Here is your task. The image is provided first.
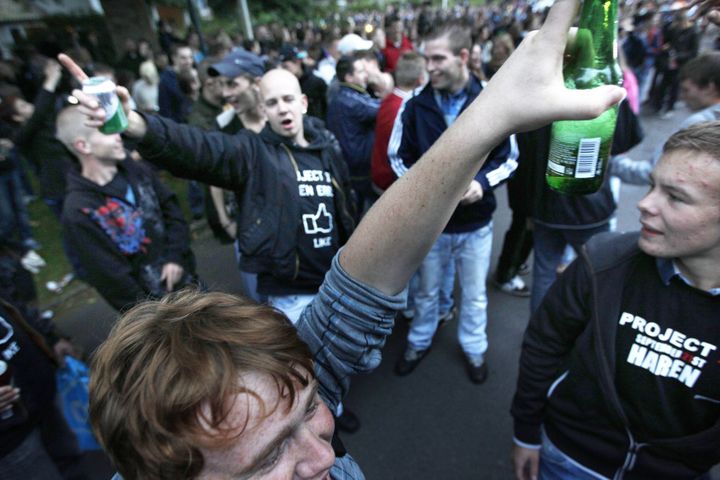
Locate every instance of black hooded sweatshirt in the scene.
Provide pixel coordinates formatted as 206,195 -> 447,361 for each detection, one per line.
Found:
62,157 -> 196,311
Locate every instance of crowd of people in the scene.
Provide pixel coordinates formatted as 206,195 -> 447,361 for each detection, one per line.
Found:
0,0 -> 719,478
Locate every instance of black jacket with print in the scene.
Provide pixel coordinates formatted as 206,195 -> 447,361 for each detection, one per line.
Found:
511,232 -> 720,479
135,114 -> 356,293
62,157 -> 197,311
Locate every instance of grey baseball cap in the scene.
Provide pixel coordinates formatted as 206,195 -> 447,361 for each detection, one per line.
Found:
208,49 -> 265,79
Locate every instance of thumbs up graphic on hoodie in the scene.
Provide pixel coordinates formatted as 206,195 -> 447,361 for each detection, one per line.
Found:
303,203 -> 333,235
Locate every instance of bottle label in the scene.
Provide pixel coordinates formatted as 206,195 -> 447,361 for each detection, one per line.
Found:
547,137 -> 601,178
575,138 -> 601,178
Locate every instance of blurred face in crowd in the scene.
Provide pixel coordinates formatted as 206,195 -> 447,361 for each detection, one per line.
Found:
203,76 -> 225,106
637,150 -> 720,263
470,44 -> 483,73
424,35 -> 468,93
327,40 -> 340,60
12,98 -> 34,123
138,40 -> 152,59
173,46 -> 194,74
124,38 -> 137,54
344,59 -> 368,89
490,35 -> 514,67
388,20 -> 404,44
260,69 -> 308,144
184,69 -> 201,101
679,79 -> 719,111
282,59 -> 303,79
222,75 -> 255,113
199,372 -> 335,480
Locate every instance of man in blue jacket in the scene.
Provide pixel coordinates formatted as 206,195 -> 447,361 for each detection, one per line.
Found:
157,44 -> 194,123
392,24 -> 518,383
327,54 -> 381,216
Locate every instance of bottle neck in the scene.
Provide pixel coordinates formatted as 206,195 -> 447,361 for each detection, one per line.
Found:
578,0 -> 619,64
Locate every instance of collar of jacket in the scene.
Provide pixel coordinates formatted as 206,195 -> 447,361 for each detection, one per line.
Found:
259,116 -> 331,152
65,156 -> 131,195
340,82 -> 370,95
413,73 -> 483,112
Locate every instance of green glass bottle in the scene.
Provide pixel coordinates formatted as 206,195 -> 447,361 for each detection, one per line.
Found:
546,0 -> 623,195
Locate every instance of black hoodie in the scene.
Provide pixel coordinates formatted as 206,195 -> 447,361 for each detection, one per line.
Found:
136,114 -> 356,296
62,157 -> 196,311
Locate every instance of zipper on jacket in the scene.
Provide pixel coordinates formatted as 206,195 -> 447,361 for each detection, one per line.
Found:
280,144 -> 302,281
582,247 -> 649,480
612,429 -> 646,480
293,250 -> 300,280
330,177 -> 356,235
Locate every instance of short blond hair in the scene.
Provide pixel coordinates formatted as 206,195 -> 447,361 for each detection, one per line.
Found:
663,121 -> 720,160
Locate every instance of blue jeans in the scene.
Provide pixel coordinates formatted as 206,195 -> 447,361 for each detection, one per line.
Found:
539,429 -> 607,480
530,222 -> 609,313
407,223 -> 493,360
0,402 -> 82,480
233,241 -> 265,304
405,261 -> 455,318
0,170 -> 34,243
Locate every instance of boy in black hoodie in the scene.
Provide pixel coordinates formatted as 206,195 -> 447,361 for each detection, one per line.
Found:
56,107 -> 198,312
512,122 -> 720,480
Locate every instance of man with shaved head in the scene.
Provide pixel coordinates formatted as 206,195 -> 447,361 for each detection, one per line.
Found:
65,64 -> 355,325
55,106 -> 199,311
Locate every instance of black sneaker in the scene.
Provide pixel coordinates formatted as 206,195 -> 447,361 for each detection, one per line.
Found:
336,408 -> 361,433
465,356 -> 488,384
394,347 -> 430,376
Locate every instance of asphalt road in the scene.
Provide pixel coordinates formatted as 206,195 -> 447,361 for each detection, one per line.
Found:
54,101 -> 719,479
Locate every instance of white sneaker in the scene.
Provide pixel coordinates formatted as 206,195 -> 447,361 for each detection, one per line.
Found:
493,275 -> 530,297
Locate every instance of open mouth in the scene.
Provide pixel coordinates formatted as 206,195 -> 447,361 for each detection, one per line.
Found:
280,118 -> 293,129
640,222 -> 662,236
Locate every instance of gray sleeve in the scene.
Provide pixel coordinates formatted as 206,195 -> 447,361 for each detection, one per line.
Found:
296,251 -> 407,412
608,154 -> 652,185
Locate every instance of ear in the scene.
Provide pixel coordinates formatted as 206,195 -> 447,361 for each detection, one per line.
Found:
709,81 -> 720,99
73,138 -> 91,156
458,48 -> 470,65
301,94 -> 308,114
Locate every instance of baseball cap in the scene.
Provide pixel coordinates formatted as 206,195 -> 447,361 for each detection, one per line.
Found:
278,45 -> 301,63
208,49 -> 265,79
337,34 -> 374,55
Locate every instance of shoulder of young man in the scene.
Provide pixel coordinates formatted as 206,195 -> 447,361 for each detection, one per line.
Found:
583,231 -> 643,274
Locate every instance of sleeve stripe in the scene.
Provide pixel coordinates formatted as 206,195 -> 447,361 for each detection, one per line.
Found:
485,133 -> 519,187
388,99 -> 410,178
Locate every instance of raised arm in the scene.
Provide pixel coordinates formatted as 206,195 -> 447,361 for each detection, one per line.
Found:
58,54 -> 253,190
338,0 -> 625,295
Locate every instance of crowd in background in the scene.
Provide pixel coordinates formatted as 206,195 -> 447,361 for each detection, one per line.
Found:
0,0 -> 719,477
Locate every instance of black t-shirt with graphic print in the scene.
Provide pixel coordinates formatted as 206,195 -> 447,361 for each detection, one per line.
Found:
614,254 -> 720,441
0,304 -> 56,456
257,147 -> 340,296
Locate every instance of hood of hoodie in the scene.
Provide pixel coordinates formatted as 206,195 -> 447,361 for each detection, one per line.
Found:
65,159 -> 126,198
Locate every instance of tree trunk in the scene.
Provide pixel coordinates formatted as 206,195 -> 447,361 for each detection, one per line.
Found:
99,0 -> 158,62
